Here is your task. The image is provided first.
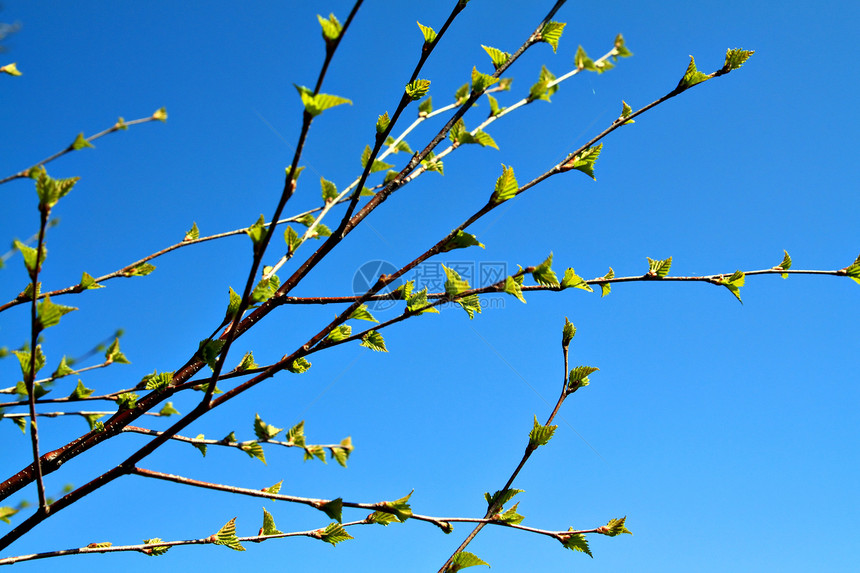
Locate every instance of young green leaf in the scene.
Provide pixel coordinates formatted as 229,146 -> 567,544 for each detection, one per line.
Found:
454,83 -> 470,104
198,339 -> 226,370
574,45 -> 597,71
105,338 -> 131,364
327,325 -> 352,342
560,530 -> 592,557
484,488 -> 524,509
497,502 -> 524,525
420,150 -> 444,174
251,274 -> 280,303
320,177 -> 338,203
842,254 -> 860,285
417,21 -> 437,43
140,538 -> 170,557
481,45 -> 510,69
457,294 -> 482,319
597,516 -> 632,536
503,275 -> 526,303
261,480 -> 283,495
490,164 -> 518,204
34,169 -> 79,209
405,79 -> 431,100
36,295 -> 77,330
360,330 -> 388,352
152,107 -> 168,122
470,66 -> 498,93
418,95 -> 433,115
284,165 -> 305,182
254,413 -> 283,441
448,551 -> 490,571
183,221 -> 199,241
385,136 -> 413,154
78,271 -> 104,290
443,265 -> 471,296
393,280 -> 414,301
379,491 -> 413,522
366,510 -> 401,526
115,392 -> 138,411
13,239 -> 45,279
528,415 -> 557,447
677,55 -> 710,90
192,434 -> 207,457
568,366 -> 598,393
67,379 -> 94,399
317,13 -> 342,41
619,100 -> 635,124
72,132 -> 94,150
319,498 -> 344,523
0,506 -> 19,524
718,269 -> 746,303
487,94 -> 502,117
528,65 -> 558,102
532,253 -> 560,287
775,250 -> 792,279
560,144 -> 603,179
441,230 -> 484,253
613,34 -> 633,58
349,304 -> 379,323
360,145 -> 394,173
225,286 -> 242,322
240,441 -> 266,464
285,421 -> 306,447
304,444 -> 327,463
159,402 -> 179,416
294,84 -> 352,116
122,262 -> 156,277
562,317 -> 576,346
212,517 -> 245,551
538,21 -> 566,53
284,226 -> 302,254
723,48 -> 754,72
261,508 -> 283,536
0,62 -> 21,76
600,267 -> 614,297
320,522 -> 353,546
13,346 -> 46,380
561,268 -> 594,292
647,256 -> 673,278
407,288 -> 440,314
144,371 -> 173,391
287,357 -> 311,373
245,214 -> 267,248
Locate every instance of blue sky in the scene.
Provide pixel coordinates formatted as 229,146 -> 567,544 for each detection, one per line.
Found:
1,1 -> 858,571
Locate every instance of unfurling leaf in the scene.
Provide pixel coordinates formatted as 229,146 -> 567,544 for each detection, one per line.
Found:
213,517 -> 245,551
560,530 -> 592,557
443,265 -> 471,296
122,262 -> 156,277
240,441 -> 266,464
184,222 -> 200,241
72,132 -> 94,150
717,269 -> 746,303
320,177 -> 338,203
417,21 -> 437,43
418,96 -> 433,115
619,100 -> 635,124
198,339 -> 226,370
319,522 -> 353,546
532,253 -> 559,287
35,168 -> 79,210
528,415 -> 557,447
79,271 -> 104,290
159,402 -> 179,416
613,34 -> 633,59
294,84 -> 352,116
140,538 -> 170,557
379,491 -> 413,522
470,66 -> 498,93
598,516 -> 633,537
152,107 -> 168,122
405,79 -> 431,101
407,288 -> 440,315
448,551 -> 490,571
360,145 -> 394,173
677,55 -> 709,90
0,62 -> 21,76
528,65 -> 557,102
481,45 -> 510,69
327,325 -> 352,343
366,511 -> 400,526
574,45 -> 597,71
775,250 -> 792,279
723,48 -> 754,72
261,508 -> 283,536
105,338 -> 131,364
538,21 -> 566,53
560,144 -> 603,179
320,498 -> 344,523
360,330 -> 388,352
568,366 -> 598,393
254,413 -> 283,441
647,256 -> 672,278
441,230 -> 484,253
490,164 -> 518,204
115,392 -> 138,411
37,296 -> 77,330
561,268 -> 594,292
68,379 -> 94,400
317,13 -> 342,41
503,275 -> 526,303
350,304 -> 379,323
497,502 -> 525,524
842,254 -> 860,285
484,488 -> 524,509
287,357 -> 311,373
600,267 -> 614,297
562,317 -> 576,346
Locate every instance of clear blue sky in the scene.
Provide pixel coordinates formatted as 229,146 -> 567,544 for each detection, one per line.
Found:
1,1 -> 858,571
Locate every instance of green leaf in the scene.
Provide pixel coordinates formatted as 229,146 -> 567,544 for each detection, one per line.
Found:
393,280 -> 414,301
251,274 -> 280,303
776,250 -> 792,279
67,379 -> 94,399
144,370 -> 174,391
481,45 -> 510,69
718,270 -> 746,303
261,508 -> 283,536
454,83 -> 470,105
677,55 -> 709,90
294,84 -> 352,117
224,286 -> 242,323
490,164 -> 518,204
561,268 -> 594,292
123,262 -> 156,277
405,79 -> 431,101
471,130 -> 498,149
560,530 -> 592,557
72,132 -> 94,150
284,165 -> 305,182
115,392 -> 138,411
13,239 -> 45,279
13,346 -> 46,380
0,506 -> 19,524
406,287 -> 440,314
0,62 -> 21,76
327,325 -> 352,342
287,357 -> 311,373
379,491 -> 413,522
213,517 -> 245,551
457,294 -> 482,319
254,413 -> 283,440
598,516 -> 632,536
140,538 -> 170,557
560,144 -> 603,179
528,415 -> 557,447
562,317 -> 576,346
484,488 -> 524,509
11,416 -> 26,432
36,295 -> 77,330
613,34 -> 633,58
443,265 -> 471,296
568,366 -> 598,392
349,304 -> 379,323
843,254 -> 860,285
184,222 -> 199,241
574,45 -> 597,72
84,414 -> 104,431
34,169 -> 79,209
320,498 -> 343,522
600,267 -> 614,297
360,145 -> 395,173
286,421 -> 306,448
152,107 -> 168,122
498,502 -> 524,525
320,177 -> 339,203
487,94 -> 502,117
528,65 -> 558,102
619,100 -> 635,124
51,356 -> 75,379
245,214 -> 267,248
240,441 -> 266,464
594,58 -> 615,74
470,66 -> 498,93
317,13 -> 342,41
418,96 -> 433,115
284,225 -> 302,254
647,256 -> 673,278
331,437 -> 353,467
159,402 -> 179,416
538,21 -> 566,53
420,151 -> 444,175
192,434 -> 207,457
417,21 -> 437,43
198,339 -> 226,370
320,522 -> 353,546
360,330 -> 388,352
441,230 -> 484,253
503,275 -> 526,303
262,480 -> 283,495
532,253 -> 559,287
304,444 -> 327,463
448,551 -> 490,571
78,271 -> 103,290
723,48 -> 754,71
366,511 -> 401,526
